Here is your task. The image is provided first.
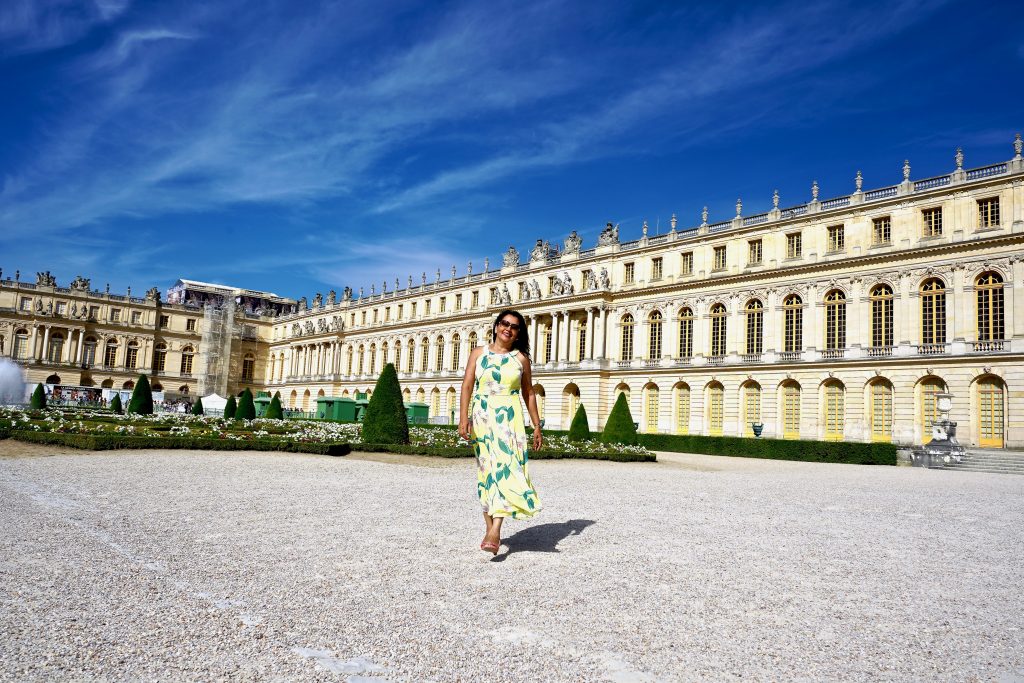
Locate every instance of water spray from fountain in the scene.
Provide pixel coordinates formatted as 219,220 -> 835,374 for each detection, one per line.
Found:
0,358 -> 27,405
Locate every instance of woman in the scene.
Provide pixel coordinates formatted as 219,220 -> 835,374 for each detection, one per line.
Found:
459,309 -> 543,555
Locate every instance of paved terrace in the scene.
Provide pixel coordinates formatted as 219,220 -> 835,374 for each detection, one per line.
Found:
1,444 -> 1022,683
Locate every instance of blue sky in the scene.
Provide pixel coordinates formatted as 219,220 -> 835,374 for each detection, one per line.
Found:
1,0 -> 1022,300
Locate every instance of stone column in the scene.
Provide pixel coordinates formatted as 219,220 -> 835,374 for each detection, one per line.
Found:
529,317 -> 539,357
597,307 -> 608,359
42,326 -> 51,362
586,308 -> 595,360
549,314 -> 559,363
460,336 -> 471,372
76,330 -> 85,365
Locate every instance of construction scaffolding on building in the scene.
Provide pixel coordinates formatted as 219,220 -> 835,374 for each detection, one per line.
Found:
197,299 -> 236,398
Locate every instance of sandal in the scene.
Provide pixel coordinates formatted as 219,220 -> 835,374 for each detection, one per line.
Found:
480,539 -> 500,555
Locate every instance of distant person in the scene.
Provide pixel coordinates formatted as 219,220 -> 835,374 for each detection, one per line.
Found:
458,309 -> 542,556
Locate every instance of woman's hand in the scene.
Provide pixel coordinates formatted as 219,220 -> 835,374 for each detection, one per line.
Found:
459,419 -> 471,442
532,428 -> 542,453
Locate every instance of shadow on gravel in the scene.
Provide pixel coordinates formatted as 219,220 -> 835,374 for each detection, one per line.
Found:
492,519 -> 595,561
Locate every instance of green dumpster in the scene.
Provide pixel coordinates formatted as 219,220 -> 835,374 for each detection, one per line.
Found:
405,402 -> 429,425
316,397 -> 358,421
254,395 -> 271,417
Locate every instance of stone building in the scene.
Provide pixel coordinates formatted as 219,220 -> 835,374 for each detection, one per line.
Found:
266,139 -> 1024,448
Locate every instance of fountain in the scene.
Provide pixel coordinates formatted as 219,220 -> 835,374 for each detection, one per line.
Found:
0,358 -> 26,405
911,392 -> 965,468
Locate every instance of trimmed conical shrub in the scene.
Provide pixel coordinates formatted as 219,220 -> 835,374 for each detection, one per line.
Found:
110,393 -> 123,415
223,395 -> 237,419
600,392 -> 637,445
361,363 -> 409,444
568,403 -> 592,442
30,383 -> 47,410
128,374 -> 154,415
266,393 -> 284,420
236,388 -> 256,420
191,397 -> 204,415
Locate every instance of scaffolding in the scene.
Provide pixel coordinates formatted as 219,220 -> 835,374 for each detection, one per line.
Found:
197,299 -> 236,397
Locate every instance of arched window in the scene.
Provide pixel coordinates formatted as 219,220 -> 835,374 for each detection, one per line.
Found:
742,382 -> 761,436
302,390 -> 310,411
677,307 -> 693,358
446,387 -> 457,419
977,376 -> 1005,447
870,380 -> 894,442
369,344 -> 377,374
469,331 -> 478,349
976,272 -> 1004,342
402,388 -> 411,404
824,290 -> 846,350
346,346 -> 354,375
709,303 -> 727,357
407,339 -> 415,373
919,377 -> 946,441
429,389 -> 442,418
13,329 -> 29,360
869,284 -> 893,348
47,332 -> 65,363
707,382 -> 724,436
451,334 -> 461,371
562,385 -> 580,427
82,336 -> 97,367
357,345 -> 365,375
620,314 -> 634,361
415,387 -> 425,404
615,383 -> 630,403
674,382 -> 690,435
745,300 -> 763,355
434,336 -> 445,371
783,294 -> 803,353
420,338 -> 429,372
823,380 -> 845,441
644,384 -> 659,433
242,353 -> 256,381
154,343 -> 167,373
104,339 -> 119,367
920,279 -> 946,345
125,340 -> 139,369
648,311 -> 663,359
381,342 -> 390,370
782,381 -> 801,439
391,341 -> 400,370
180,345 -> 194,375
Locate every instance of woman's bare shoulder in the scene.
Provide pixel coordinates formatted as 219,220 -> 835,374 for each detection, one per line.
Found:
517,352 -> 532,370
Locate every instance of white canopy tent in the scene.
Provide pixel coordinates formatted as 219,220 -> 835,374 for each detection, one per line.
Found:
201,393 -> 229,413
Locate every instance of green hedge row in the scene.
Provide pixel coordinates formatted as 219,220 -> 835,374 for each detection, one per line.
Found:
5,431 -> 350,456
637,433 -> 896,465
355,442 -> 655,462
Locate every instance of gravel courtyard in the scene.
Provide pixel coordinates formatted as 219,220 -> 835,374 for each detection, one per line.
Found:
1,444 -> 1022,683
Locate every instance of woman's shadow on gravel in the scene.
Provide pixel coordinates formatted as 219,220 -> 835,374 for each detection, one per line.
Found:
492,519 -> 595,561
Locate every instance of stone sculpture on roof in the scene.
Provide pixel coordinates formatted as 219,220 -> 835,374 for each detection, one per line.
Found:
503,245 -> 520,268
563,231 -> 582,255
597,222 -> 619,246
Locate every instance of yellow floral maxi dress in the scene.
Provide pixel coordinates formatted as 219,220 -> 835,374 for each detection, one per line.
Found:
470,349 -> 541,519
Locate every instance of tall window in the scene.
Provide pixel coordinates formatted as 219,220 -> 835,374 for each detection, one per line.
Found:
782,382 -> 801,439
745,300 -> 763,354
644,385 -> 659,433
624,262 -> 635,285
786,232 -> 802,259
434,336 -> 444,371
425,300 -> 431,315
471,291 -> 479,308
976,272 -> 1004,341
920,279 -> 946,345
13,330 -> 29,360
922,207 -> 943,237
47,333 -> 64,363
709,303 -> 727,356
783,294 -> 803,353
125,340 -> 139,369
406,340 -> 415,373
680,252 -> 693,275
678,307 -> 694,358
823,381 -> 845,441
154,343 -> 167,373
369,344 -> 377,374
827,225 -> 845,252
713,246 -> 727,271
104,340 -> 118,367
451,334 -> 461,370
420,339 -> 429,372
742,383 -> 761,436
870,284 -> 894,348
242,353 -> 255,381
576,321 -> 587,362
978,377 -> 1005,447
978,197 -> 1000,228
180,346 -> 194,375
455,294 -> 462,310
651,257 -> 663,281
824,290 -> 846,350
393,342 -> 400,370
347,346 -> 354,375
870,380 -> 893,442
439,298 -> 446,314
543,327 -> 552,363
920,377 -> 945,438
648,311 -> 663,359
357,345 -> 365,374
708,383 -> 724,436
674,383 -> 690,435
748,239 -> 762,265
430,390 -> 440,418
620,314 -> 634,361
872,216 -> 891,245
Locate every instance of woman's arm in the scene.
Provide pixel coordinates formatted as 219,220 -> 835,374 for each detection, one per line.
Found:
519,355 -> 543,452
458,347 -> 482,441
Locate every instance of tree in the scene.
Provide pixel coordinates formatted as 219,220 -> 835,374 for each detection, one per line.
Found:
223,395 -> 237,419
236,388 -> 256,420
30,383 -> 47,410
361,363 -> 409,444
127,374 -> 154,415
600,392 -> 638,445
568,403 -> 592,442
110,393 -> 123,415
191,397 -> 204,415
266,392 -> 284,420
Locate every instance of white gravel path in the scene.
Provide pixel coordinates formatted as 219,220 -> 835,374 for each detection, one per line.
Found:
1,444 -> 1022,682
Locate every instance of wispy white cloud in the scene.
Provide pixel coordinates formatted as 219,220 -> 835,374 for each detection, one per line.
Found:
0,0 -> 130,55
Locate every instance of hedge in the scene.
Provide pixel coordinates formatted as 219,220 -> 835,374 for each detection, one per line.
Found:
355,442 -> 655,462
5,431 -> 350,456
637,433 -> 896,465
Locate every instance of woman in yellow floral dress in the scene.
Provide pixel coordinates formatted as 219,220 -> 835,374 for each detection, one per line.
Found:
458,309 -> 542,555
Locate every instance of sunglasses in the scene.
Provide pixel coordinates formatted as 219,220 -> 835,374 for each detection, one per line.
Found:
497,320 -> 521,332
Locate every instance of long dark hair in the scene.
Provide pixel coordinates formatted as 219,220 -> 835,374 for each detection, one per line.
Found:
492,309 -> 531,360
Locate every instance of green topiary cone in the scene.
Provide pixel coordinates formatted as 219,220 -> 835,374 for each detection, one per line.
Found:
361,363 -> 409,444
236,388 -> 256,420
127,374 -> 154,415
223,395 -> 237,419
568,403 -> 592,442
600,392 -> 637,445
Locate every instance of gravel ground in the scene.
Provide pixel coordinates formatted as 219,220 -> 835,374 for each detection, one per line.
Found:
1,442 -> 1022,683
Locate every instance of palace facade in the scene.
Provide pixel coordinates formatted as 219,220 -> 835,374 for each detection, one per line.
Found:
3,137 -> 1023,447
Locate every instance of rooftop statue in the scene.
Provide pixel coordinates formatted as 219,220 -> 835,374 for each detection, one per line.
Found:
597,222 -> 619,246
36,271 -> 57,287
563,231 -> 582,255
503,245 -> 520,268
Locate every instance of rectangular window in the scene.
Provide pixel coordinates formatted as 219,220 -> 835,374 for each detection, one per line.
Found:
159,315 -> 169,329
456,293 -> 463,310
713,246 -> 727,271
361,311 -> 367,325
439,297 -> 446,313
19,297 -> 31,311
154,348 -> 166,373
397,304 -> 403,319
680,252 -> 693,275
131,311 -> 141,325
872,216 -> 891,245
186,318 -> 196,331
922,207 -> 943,237
978,197 -> 1000,228
350,313 -> 356,327
471,291 -> 479,308
373,309 -> 379,323
89,306 -> 99,319
109,308 -> 121,322
385,307 -> 391,322
56,302 -> 67,316
786,232 -> 802,259
747,240 -> 762,265
411,302 -> 417,317
624,263 -> 635,285
827,225 -> 845,252
651,257 -> 663,281
425,300 -> 432,315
